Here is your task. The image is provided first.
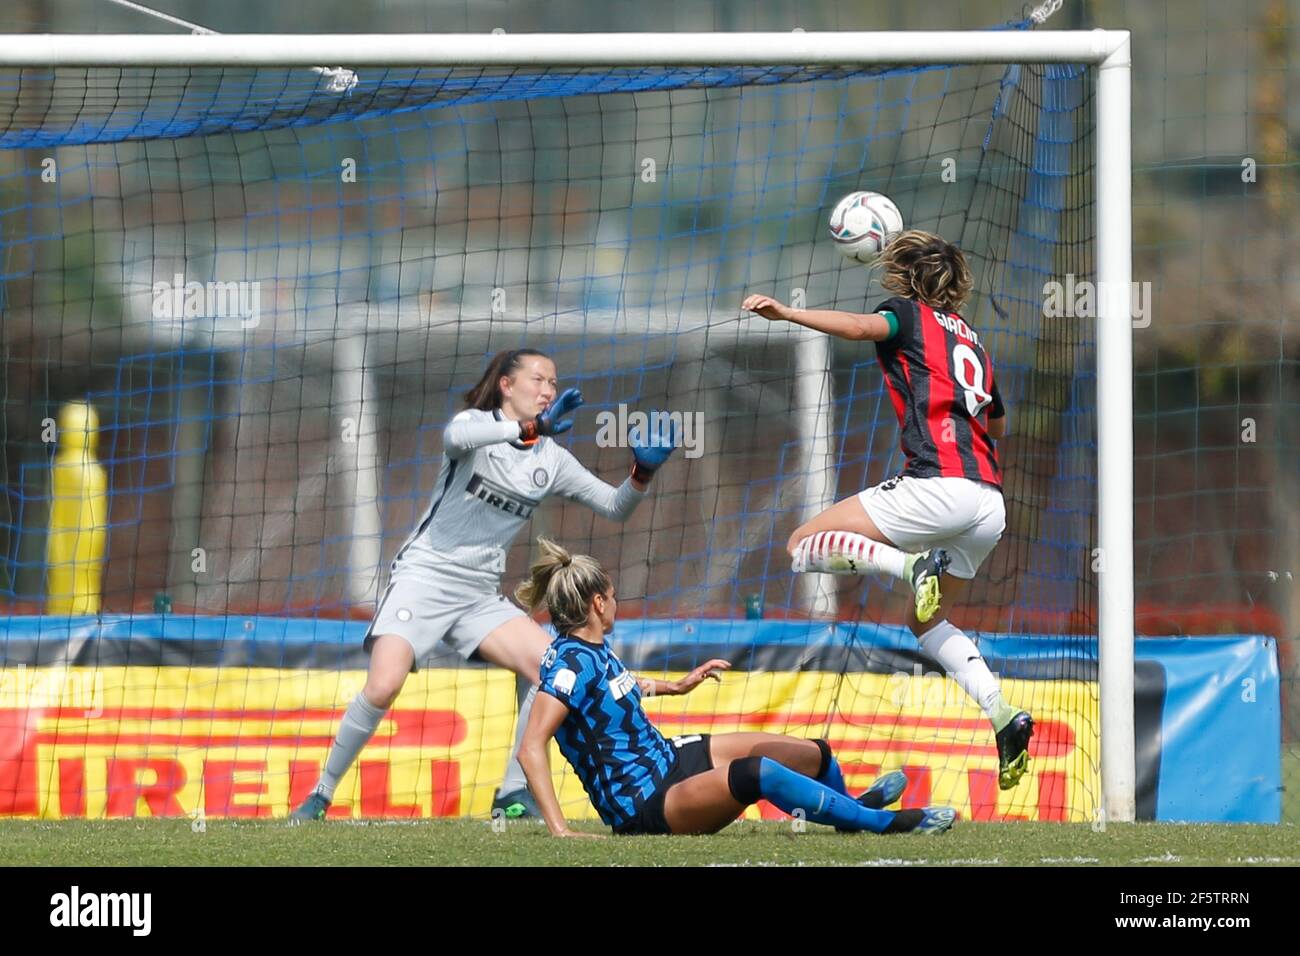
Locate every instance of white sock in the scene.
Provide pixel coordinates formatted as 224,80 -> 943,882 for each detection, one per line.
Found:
915,619 -> 1009,722
315,692 -> 387,801
792,530 -> 909,581
497,679 -> 537,796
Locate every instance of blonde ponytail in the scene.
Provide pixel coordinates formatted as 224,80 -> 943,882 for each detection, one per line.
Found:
515,538 -> 612,634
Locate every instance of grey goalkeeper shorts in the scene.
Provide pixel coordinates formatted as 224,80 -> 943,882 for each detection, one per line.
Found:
363,569 -> 525,669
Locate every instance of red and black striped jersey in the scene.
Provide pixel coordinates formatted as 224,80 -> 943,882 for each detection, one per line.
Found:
872,296 -> 1004,487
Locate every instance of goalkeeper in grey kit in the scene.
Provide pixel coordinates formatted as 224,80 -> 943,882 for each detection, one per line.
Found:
292,348 -> 677,822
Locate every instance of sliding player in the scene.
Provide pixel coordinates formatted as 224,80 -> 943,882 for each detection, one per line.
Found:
291,349 -> 677,821
742,230 -> 1033,790
516,538 -> 954,837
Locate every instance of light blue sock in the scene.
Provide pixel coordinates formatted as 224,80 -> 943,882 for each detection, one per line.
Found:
758,757 -> 896,833
811,738 -> 846,794
818,754 -> 847,795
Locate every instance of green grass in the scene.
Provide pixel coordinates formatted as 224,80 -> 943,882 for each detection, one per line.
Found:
1284,748 -> 1300,826
1,819 -> 1295,866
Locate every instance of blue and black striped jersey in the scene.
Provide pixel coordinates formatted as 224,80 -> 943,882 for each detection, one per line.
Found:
538,632 -> 676,829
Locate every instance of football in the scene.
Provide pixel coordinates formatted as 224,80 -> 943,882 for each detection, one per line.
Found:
828,190 -> 904,262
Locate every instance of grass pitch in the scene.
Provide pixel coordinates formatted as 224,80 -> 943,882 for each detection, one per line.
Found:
0,819 -> 1294,866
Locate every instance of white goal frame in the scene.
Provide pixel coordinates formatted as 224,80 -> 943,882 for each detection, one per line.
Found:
0,30 -> 1136,823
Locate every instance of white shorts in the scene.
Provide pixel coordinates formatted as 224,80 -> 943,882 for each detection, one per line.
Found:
363,570 -> 525,669
857,475 -> 1005,580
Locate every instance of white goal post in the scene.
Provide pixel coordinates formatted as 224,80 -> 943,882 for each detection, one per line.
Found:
0,29 -> 1136,823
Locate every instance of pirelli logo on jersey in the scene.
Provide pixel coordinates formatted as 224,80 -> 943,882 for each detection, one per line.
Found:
465,472 -> 541,518
608,669 -> 637,701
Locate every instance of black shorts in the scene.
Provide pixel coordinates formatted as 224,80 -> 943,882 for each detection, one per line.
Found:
614,735 -> 713,836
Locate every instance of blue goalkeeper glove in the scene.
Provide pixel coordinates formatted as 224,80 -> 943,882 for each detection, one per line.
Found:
521,387 -> 583,440
629,413 -> 679,483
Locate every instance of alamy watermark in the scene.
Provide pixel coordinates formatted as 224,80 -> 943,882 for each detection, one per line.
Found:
0,664 -> 104,717
1042,273 -> 1152,328
886,662 -> 1001,710
49,886 -> 151,936
151,273 -> 261,329
593,405 -> 704,459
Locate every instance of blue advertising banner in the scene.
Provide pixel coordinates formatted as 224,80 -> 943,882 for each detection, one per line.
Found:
0,616 -> 1281,822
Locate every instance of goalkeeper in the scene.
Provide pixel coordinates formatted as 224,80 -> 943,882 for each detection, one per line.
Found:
292,349 -> 677,822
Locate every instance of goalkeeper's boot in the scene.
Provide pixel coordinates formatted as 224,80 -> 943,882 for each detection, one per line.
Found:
883,806 -> 957,835
907,548 -> 950,624
837,770 -> 909,833
996,711 -> 1035,790
492,787 -> 541,821
289,791 -> 330,824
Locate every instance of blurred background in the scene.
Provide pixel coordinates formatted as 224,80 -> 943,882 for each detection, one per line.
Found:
0,0 -> 1295,820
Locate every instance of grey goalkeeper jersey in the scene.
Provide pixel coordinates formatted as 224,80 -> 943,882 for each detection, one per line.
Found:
391,408 -> 647,589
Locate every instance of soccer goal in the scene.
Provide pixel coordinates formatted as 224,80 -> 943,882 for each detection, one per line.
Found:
0,23 -> 1135,823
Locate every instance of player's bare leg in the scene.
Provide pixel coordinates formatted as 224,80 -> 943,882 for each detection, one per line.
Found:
707,733 -> 822,776
785,494 -> 892,556
660,769 -> 748,835
475,616 -> 551,685
361,633 -> 418,708
786,495 -> 950,623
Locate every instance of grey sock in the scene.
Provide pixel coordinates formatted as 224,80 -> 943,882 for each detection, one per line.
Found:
497,678 -> 538,796
315,692 -> 387,801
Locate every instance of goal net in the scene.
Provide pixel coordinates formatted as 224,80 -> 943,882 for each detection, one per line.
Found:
0,24 -> 1119,823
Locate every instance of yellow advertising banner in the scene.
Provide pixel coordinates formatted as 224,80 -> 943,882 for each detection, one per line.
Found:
0,666 -> 1098,822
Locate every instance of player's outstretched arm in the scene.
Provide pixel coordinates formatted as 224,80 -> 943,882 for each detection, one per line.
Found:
549,410 -> 678,517
550,444 -> 647,520
518,691 -> 605,838
742,294 -> 895,342
637,658 -> 730,698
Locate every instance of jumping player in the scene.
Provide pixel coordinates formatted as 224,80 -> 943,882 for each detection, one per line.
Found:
516,537 -> 955,837
741,229 -> 1033,790
291,349 -> 677,821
